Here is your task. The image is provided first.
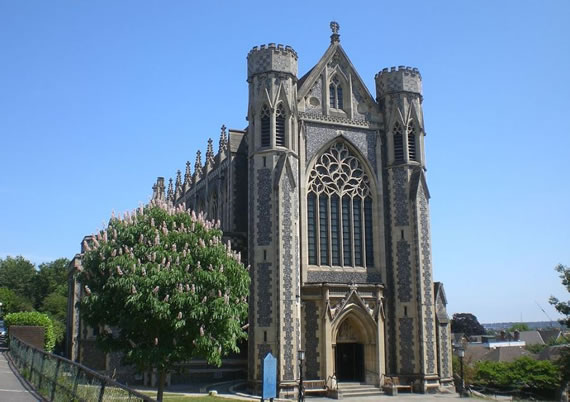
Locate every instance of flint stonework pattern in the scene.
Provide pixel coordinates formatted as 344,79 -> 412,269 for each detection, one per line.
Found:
304,124 -> 376,171
257,263 -> 272,326
307,270 -> 381,283
396,240 -> 412,302
399,317 -> 415,374
440,325 -> 451,378
257,168 -> 272,246
304,301 -> 320,379
419,185 -> 436,373
257,344 -> 273,378
282,175 -> 295,381
248,158 -> 255,379
393,167 -> 409,226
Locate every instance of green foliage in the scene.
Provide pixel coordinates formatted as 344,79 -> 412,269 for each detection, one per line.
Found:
4,311 -> 56,351
508,323 -> 530,332
77,202 -> 250,374
549,264 -> 570,327
0,287 -> 33,315
474,357 -> 560,391
452,354 -> 476,385
41,292 -> 67,322
451,313 -> 486,336
525,343 -> 548,354
0,256 -> 37,297
32,258 -> 69,308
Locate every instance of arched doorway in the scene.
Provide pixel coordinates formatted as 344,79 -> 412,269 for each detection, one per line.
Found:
334,315 -> 370,382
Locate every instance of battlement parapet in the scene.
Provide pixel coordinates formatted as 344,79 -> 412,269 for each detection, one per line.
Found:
247,43 -> 298,80
375,65 -> 422,97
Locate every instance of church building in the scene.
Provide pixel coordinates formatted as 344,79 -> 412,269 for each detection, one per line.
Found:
68,22 -> 453,397
149,22 -> 453,395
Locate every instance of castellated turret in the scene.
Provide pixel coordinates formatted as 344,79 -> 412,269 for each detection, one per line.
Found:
247,43 -> 298,81
247,44 -> 299,153
375,66 -> 422,99
375,66 -> 425,168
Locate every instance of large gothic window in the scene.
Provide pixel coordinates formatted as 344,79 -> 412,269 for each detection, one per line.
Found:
307,142 -> 374,267
261,105 -> 270,147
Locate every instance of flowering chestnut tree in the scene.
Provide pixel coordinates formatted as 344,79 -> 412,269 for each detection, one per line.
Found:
77,201 -> 249,401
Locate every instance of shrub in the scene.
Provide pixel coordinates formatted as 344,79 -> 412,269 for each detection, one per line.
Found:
4,311 -> 56,352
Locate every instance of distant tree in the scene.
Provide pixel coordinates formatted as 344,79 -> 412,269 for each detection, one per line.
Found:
548,264 -> 570,388
549,264 -> 569,327
0,256 -> 36,297
77,202 -> 250,402
32,258 -> 69,309
509,323 -> 530,332
0,287 -> 33,315
451,313 -> 486,336
474,357 -> 560,397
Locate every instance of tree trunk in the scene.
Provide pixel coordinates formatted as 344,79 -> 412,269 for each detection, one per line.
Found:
156,369 -> 167,402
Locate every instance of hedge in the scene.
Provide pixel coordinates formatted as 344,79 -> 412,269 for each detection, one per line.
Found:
4,311 -> 56,352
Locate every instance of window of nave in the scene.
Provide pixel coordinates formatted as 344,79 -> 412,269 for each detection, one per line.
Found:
329,75 -> 344,110
307,142 -> 374,268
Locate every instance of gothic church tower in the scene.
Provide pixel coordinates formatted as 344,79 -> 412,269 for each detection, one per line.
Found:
246,44 -> 302,395
376,67 -> 441,387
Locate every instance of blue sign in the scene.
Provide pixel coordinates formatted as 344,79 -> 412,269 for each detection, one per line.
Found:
262,352 -> 277,399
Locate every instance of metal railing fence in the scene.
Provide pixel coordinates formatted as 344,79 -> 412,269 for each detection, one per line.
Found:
9,335 -> 155,402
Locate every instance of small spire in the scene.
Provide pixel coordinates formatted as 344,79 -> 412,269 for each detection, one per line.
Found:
167,178 -> 174,201
152,177 -> 166,201
194,150 -> 203,181
175,170 -> 182,198
206,138 -> 214,159
219,125 -> 227,154
330,21 -> 340,43
184,161 -> 192,184
175,170 -> 182,188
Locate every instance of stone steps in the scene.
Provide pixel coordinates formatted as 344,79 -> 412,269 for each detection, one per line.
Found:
337,382 -> 384,398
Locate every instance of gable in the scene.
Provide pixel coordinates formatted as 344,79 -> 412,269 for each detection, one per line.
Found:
297,42 -> 376,120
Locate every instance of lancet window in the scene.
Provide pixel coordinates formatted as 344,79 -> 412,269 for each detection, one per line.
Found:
329,75 -> 344,109
260,105 -> 270,147
393,121 -> 404,163
307,142 -> 374,267
407,121 -> 416,161
275,103 -> 286,147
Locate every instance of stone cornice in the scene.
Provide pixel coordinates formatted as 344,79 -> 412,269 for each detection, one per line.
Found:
299,112 -> 375,129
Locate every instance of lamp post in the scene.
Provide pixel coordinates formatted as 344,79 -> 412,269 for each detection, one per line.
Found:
298,350 -> 305,402
456,346 -> 465,397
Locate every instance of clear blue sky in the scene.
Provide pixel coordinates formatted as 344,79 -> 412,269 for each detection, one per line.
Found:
1,1 -> 569,324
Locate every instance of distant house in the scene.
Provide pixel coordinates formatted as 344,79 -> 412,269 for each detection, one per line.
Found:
479,347 -> 536,363
537,344 -> 569,361
538,328 -> 562,344
518,330 -> 545,346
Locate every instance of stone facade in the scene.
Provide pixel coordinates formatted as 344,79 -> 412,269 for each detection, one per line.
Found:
67,22 -> 454,396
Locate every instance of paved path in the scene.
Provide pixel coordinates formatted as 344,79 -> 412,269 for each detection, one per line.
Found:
0,342 -> 40,402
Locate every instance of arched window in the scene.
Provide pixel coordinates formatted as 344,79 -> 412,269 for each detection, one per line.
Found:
393,122 -> 404,163
260,105 -> 270,147
275,103 -> 286,146
307,142 -> 374,267
407,121 -> 416,161
329,75 -> 344,109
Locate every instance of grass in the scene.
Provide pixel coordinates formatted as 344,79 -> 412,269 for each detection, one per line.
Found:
142,392 -> 250,401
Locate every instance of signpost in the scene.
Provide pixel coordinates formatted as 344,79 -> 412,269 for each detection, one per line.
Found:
262,353 -> 277,401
